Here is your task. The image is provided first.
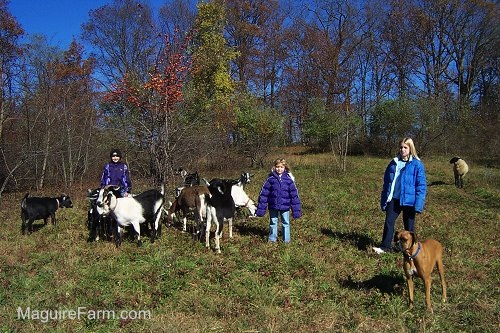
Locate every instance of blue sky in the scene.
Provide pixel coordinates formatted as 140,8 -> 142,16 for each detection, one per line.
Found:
8,0 -> 164,50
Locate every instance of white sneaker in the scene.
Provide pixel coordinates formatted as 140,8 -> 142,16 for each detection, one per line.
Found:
372,246 -> 386,254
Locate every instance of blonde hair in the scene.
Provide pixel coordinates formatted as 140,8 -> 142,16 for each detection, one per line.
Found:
401,137 -> 420,160
273,158 -> 290,171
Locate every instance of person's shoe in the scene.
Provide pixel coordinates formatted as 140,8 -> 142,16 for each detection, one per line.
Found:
372,246 -> 386,254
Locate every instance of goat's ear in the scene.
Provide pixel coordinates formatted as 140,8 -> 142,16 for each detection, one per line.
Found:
217,186 -> 224,195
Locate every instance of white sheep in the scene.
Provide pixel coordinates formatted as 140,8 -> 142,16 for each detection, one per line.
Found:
449,156 -> 469,188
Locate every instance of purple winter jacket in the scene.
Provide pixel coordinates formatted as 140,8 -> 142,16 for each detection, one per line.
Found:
256,170 -> 302,219
100,161 -> 132,195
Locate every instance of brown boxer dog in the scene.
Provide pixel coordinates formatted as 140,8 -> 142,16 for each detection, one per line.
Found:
394,230 -> 447,313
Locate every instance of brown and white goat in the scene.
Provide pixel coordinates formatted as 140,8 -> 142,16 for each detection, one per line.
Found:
166,185 -> 211,235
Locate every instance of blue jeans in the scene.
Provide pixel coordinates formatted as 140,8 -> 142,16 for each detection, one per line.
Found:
380,199 -> 416,251
269,209 -> 290,243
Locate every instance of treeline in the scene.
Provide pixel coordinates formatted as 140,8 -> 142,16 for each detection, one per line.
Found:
0,0 -> 498,194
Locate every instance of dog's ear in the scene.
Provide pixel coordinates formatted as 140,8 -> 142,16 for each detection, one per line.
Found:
394,231 -> 401,242
410,232 -> 417,246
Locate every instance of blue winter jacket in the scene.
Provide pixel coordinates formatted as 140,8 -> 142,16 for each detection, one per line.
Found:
380,155 -> 427,213
100,161 -> 132,195
256,170 -> 302,218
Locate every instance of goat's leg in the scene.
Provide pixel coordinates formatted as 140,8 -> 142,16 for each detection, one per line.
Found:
28,219 -> 35,234
131,222 -> 142,247
205,209 -> 212,248
21,215 -> 27,235
151,208 -> 162,242
228,217 -> 233,238
214,220 -> 221,254
115,225 -> 123,247
182,215 -> 187,232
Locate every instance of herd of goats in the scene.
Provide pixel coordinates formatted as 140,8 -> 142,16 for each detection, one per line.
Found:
20,168 -> 257,254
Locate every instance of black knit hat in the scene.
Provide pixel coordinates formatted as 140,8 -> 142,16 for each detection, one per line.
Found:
110,148 -> 122,158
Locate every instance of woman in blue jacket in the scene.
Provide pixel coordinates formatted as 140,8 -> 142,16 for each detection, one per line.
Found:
256,158 -> 302,243
373,138 -> 427,254
100,148 -> 132,197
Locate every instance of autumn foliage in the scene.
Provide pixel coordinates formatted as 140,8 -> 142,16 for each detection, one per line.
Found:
105,33 -> 190,116
103,31 -> 192,183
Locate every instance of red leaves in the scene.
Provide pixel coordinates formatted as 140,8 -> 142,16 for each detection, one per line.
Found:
105,33 -> 191,114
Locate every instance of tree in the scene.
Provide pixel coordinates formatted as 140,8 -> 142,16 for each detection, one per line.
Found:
0,0 -> 23,196
370,98 -> 416,155
190,0 -> 238,131
104,32 -> 190,184
158,0 -> 197,37
303,98 -> 361,171
233,92 -> 284,167
52,41 -> 97,187
382,0 -> 419,98
81,0 -> 160,88
443,0 -> 499,106
15,37 -> 97,189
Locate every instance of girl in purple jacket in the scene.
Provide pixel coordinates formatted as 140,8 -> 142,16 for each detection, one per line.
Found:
256,158 -> 302,243
100,148 -> 132,197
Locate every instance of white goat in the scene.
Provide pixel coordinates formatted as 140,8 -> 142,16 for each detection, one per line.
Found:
96,185 -> 164,247
449,157 -> 469,188
231,183 -> 257,217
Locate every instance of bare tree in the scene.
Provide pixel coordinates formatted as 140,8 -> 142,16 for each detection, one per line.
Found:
81,0 -> 160,88
158,0 -> 197,37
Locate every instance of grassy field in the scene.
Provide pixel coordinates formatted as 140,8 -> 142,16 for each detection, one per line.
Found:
0,152 -> 498,332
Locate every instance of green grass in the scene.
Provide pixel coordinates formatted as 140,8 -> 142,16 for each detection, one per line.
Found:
0,153 -> 498,332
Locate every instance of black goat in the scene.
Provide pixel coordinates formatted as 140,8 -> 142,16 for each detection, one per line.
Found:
87,187 -> 122,242
21,193 -> 73,234
204,178 -> 236,253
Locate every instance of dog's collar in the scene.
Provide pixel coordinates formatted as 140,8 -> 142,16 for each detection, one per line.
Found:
403,242 -> 421,261
56,198 -> 60,208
